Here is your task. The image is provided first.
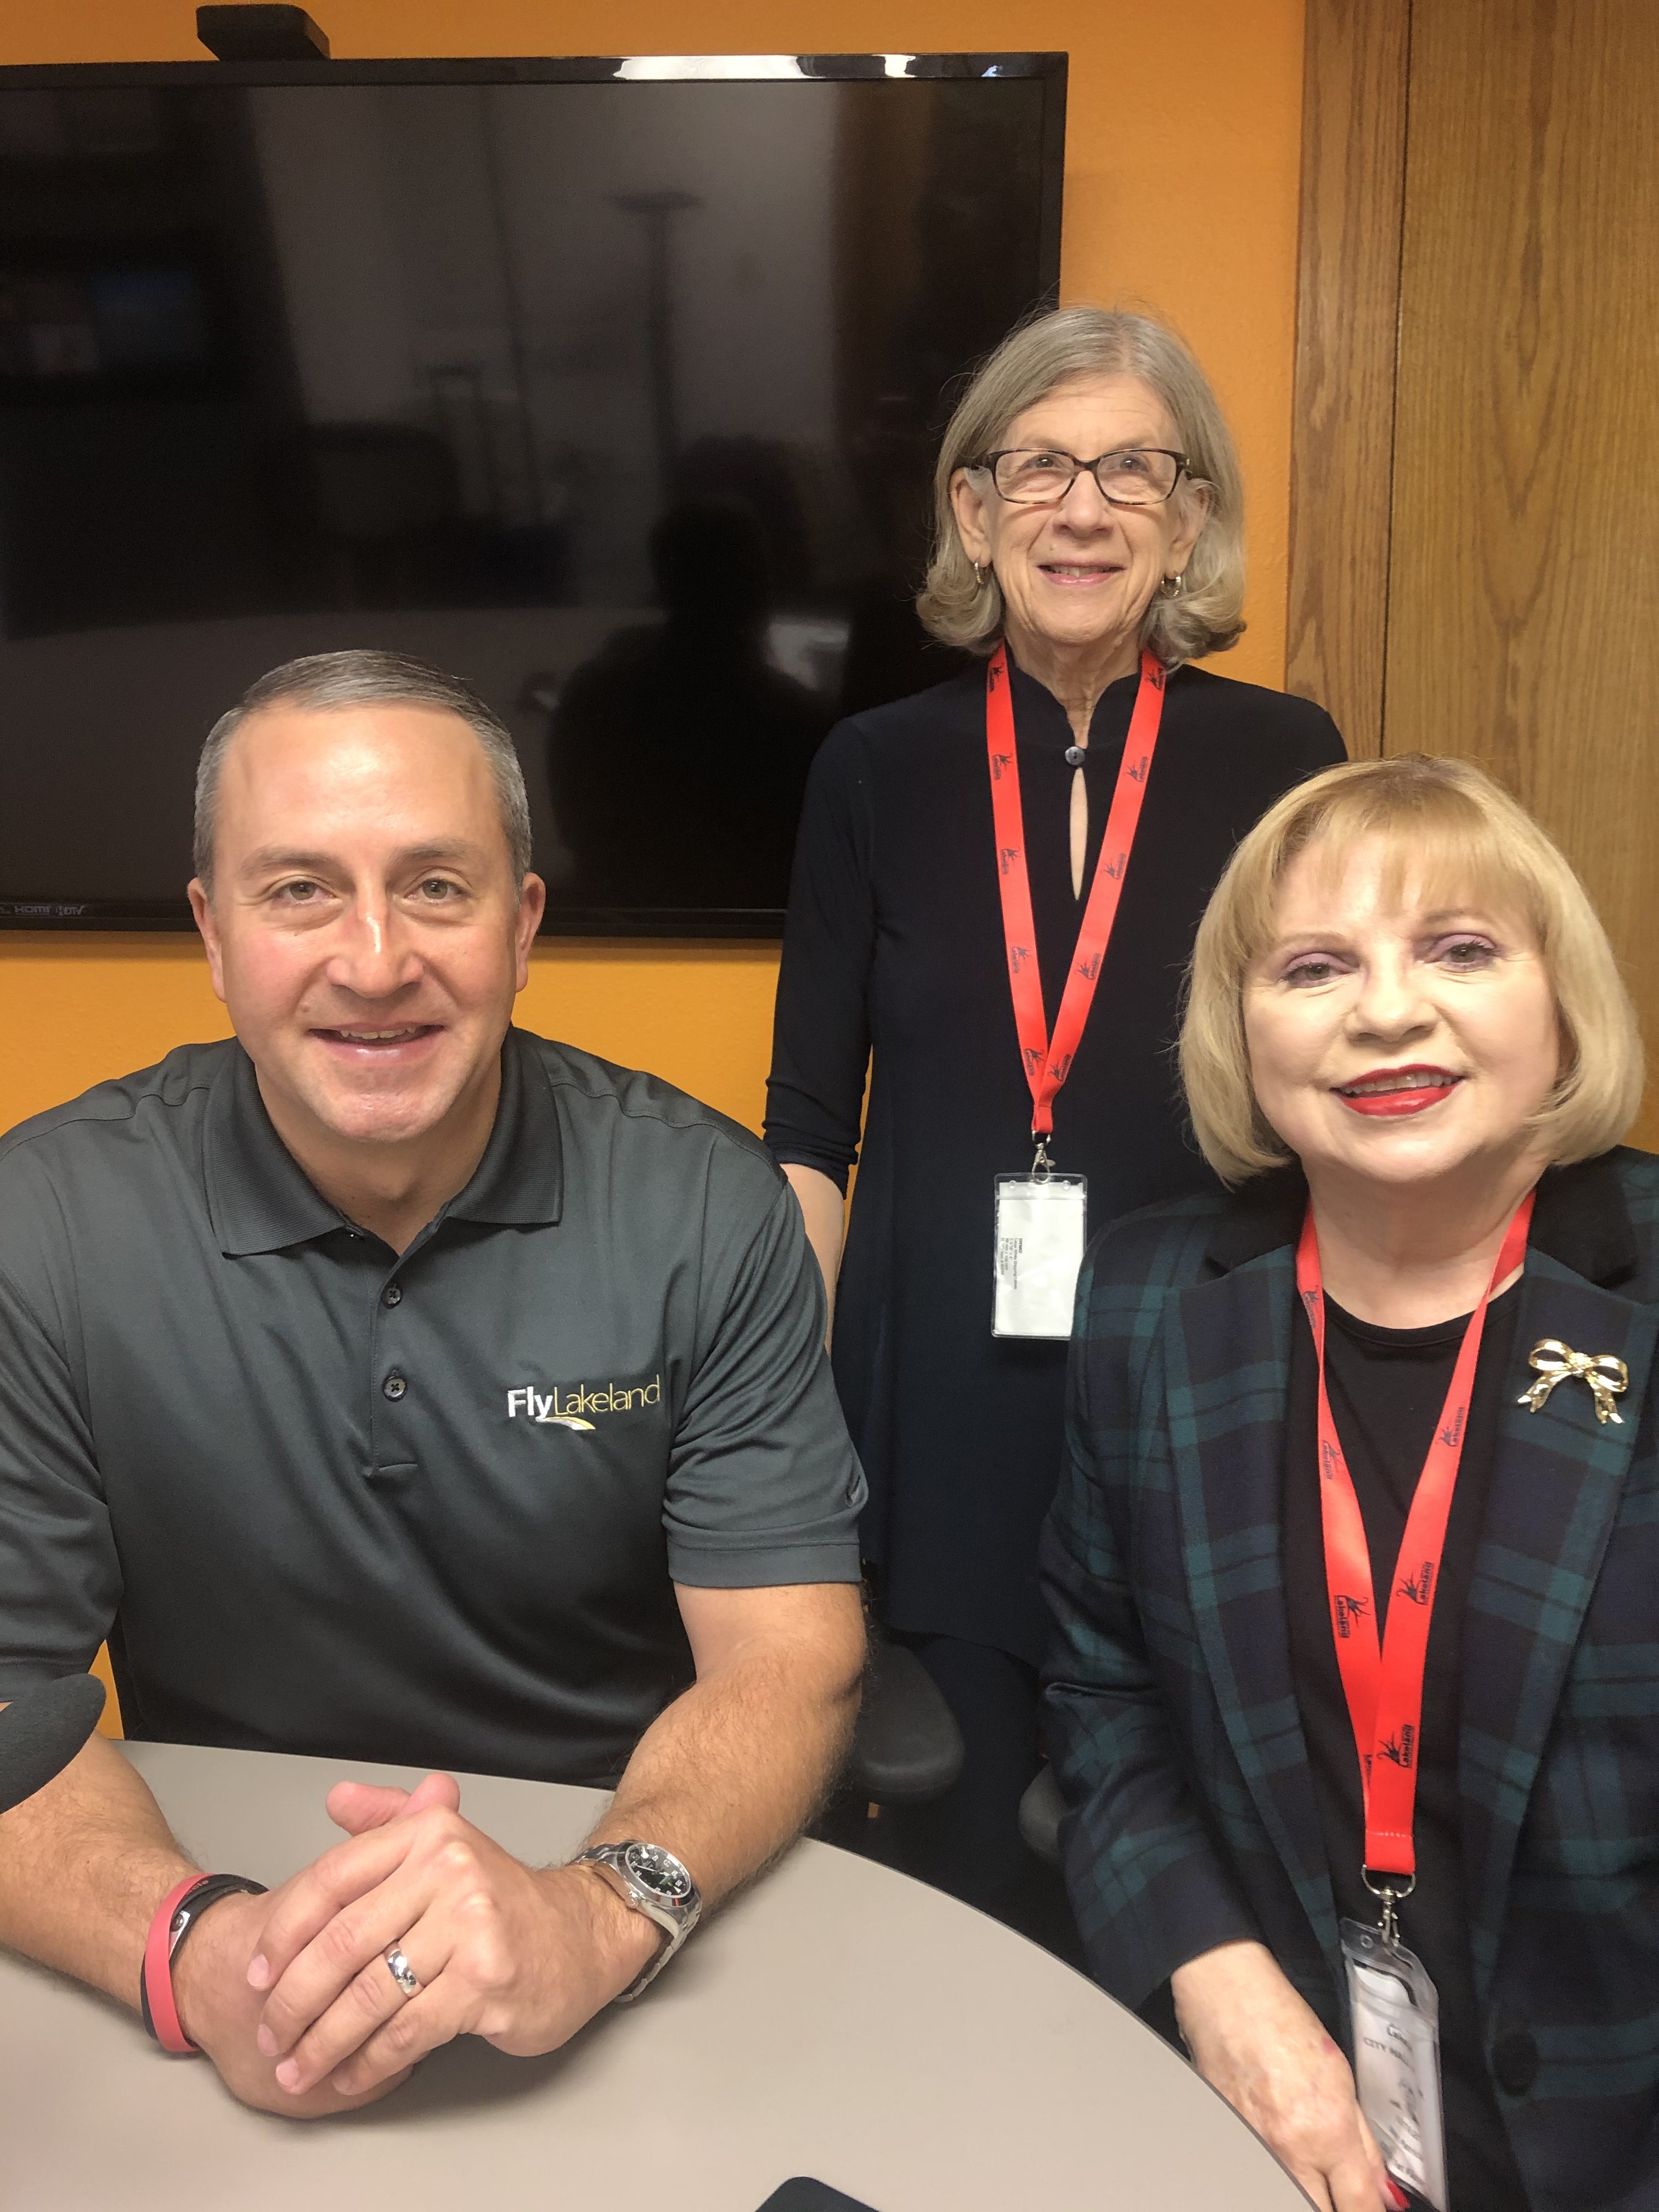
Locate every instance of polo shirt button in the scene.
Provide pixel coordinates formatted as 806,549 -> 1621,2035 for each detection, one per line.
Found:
1491,2028 -> 1538,2097
383,1371 -> 408,1401
382,1284 -> 403,1307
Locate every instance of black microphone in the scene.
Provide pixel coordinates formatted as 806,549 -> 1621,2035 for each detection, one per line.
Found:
0,1675 -> 107,1816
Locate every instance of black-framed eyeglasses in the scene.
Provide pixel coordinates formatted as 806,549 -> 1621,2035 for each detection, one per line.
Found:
973,446 -> 1192,508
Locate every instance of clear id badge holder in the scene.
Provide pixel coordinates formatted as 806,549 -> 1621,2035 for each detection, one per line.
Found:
1342,1912 -> 1448,2212
992,1153 -> 1087,1339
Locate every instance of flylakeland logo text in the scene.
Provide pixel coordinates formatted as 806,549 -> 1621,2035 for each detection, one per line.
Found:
507,1377 -> 662,1433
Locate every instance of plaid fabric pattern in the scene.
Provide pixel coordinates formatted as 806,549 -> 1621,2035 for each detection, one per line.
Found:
1041,1152 -> 1659,2212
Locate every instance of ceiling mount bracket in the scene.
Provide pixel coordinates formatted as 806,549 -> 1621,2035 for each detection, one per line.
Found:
196,7 -> 330,62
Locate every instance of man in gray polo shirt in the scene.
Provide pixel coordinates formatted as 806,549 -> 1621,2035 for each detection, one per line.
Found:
0,651 -> 866,2116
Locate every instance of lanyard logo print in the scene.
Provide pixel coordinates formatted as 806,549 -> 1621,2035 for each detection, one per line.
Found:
1297,1192 -> 1534,1880
985,645 -> 1166,1147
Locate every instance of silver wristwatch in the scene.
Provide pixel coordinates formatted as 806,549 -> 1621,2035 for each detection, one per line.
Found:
570,1840 -> 702,2001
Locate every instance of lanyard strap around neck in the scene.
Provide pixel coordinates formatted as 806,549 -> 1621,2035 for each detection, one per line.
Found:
1296,1192 -> 1534,1881
986,644 -> 1167,1143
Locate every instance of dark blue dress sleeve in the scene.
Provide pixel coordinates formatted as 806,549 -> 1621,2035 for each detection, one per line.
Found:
763,721 -> 875,1195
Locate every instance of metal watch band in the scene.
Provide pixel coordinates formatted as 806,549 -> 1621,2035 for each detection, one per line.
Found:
569,1841 -> 701,2003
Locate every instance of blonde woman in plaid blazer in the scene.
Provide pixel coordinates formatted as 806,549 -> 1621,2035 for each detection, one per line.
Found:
1044,757 -> 1652,2212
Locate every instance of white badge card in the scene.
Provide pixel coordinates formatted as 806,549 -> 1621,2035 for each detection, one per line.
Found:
1342,1919 -> 1449,2212
992,1173 -> 1087,1339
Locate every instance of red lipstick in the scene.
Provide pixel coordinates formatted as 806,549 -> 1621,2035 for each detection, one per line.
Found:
1333,1064 -> 1463,1118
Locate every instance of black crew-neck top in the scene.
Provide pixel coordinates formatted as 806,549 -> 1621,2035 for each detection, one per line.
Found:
766,656 -> 1344,1661
1284,1285 -> 1532,2210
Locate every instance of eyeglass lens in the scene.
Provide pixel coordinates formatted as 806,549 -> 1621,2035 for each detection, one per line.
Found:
991,448 -> 1181,506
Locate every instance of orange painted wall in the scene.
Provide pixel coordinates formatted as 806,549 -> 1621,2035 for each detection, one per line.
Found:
1,0 -> 1310,1140
7,5 -> 1308,1734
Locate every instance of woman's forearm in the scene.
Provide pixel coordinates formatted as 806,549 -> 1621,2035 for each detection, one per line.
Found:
781,1164 -> 847,1341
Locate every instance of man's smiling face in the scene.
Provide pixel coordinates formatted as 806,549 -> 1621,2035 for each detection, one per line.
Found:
189,701 -> 544,1156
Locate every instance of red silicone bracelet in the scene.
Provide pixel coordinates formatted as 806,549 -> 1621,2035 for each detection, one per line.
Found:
142,1874 -> 212,2055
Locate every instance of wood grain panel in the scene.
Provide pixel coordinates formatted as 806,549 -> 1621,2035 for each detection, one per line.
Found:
1386,0 -> 1659,1144
1285,0 -> 1411,755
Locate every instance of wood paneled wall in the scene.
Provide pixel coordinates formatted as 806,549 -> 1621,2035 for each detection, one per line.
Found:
1285,0 -> 1409,759
1292,0 -> 1659,1144
1386,0 -> 1659,1153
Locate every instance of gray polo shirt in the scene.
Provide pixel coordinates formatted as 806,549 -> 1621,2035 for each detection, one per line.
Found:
0,1029 -> 864,1784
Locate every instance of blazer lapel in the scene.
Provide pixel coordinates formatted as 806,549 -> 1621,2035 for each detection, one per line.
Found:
1459,1253 -> 1659,1999
1165,1246 -> 1341,1964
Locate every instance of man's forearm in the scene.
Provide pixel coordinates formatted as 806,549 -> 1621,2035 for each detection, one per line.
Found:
0,1729 -> 196,2007
587,1596 -> 865,1907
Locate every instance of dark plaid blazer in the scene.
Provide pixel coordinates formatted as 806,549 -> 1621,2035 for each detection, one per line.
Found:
1041,1148 -> 1659,2212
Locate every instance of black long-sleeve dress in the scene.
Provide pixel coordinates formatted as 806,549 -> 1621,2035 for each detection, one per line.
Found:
765,654 -> 1345,1667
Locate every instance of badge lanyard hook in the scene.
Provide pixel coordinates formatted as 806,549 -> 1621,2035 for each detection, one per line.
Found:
1363,1869 -> 1415,1945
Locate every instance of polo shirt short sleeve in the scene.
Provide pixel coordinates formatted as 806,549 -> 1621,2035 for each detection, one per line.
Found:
0,1030 -> 865,1785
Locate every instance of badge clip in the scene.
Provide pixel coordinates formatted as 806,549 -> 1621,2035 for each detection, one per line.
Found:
1363,1867 -> 1415,1945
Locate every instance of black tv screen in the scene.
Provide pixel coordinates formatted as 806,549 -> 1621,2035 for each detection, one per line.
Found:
0,52 -> 1064,934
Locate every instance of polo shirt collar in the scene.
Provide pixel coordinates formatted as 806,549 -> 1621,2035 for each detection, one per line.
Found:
205,1026 -> 563,1257
444,1027 -> 564,1228
1202,1149 -> 1639,1290
205,1043 -> 343,1256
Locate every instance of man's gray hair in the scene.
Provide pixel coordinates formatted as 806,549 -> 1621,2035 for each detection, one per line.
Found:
193,650 -> 534,893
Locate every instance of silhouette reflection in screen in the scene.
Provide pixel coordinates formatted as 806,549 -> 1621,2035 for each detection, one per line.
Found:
547,497 -> 831,915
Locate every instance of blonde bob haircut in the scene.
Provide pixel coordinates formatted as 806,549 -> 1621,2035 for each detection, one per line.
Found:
1180,754 -> 1645,1186
917,305 -> 1245,667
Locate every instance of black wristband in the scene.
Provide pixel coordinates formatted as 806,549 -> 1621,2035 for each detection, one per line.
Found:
139,1874 -> 269,2045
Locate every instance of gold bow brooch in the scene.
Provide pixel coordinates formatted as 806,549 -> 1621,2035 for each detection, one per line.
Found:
1518,1339 -> 1630,1425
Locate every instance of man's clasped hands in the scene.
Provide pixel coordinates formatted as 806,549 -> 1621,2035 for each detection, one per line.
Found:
171,1773 -> 661,2115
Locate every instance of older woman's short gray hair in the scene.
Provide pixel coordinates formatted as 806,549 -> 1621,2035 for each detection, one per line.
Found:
193,649 -> 533,893
917,306 -> 1246,666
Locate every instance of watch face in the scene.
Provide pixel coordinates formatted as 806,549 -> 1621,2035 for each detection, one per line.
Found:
624,1842 -> 693,1903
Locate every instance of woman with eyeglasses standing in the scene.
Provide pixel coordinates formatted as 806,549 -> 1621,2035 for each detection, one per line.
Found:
764,307 -> 1345,1935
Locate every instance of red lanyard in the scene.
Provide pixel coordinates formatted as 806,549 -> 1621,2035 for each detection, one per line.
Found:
986,643 -> 1167,1143
1297,1193 -> 1534,1880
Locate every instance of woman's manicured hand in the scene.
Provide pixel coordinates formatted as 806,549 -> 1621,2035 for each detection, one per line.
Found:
1171,1940 -> 1400,2212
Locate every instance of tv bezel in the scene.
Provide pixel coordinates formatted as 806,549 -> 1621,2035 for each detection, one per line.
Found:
0,50 -> 1067,937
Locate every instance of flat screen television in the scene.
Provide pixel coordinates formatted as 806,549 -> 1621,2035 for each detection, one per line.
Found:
0,51 -> 1064,934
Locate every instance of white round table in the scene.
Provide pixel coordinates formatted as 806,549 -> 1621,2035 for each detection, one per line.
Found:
0,1742 -> 1308,2210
